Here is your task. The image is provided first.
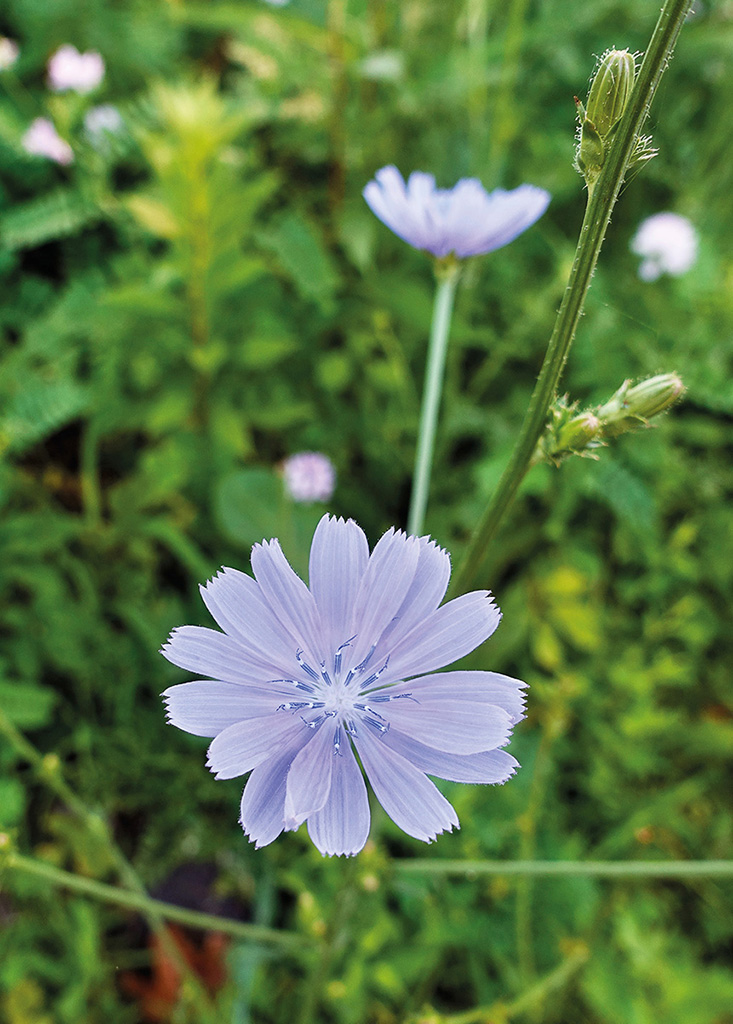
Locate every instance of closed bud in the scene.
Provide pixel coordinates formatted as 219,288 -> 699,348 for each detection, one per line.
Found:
586,48 -> 636,139
534,397 -> 603,466
597,374 -> 685,437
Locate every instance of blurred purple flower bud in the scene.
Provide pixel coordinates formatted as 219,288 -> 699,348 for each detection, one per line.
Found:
283,452 -> 336,503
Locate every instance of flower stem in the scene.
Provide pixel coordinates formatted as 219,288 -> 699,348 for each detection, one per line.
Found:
0,850 -> 307,951
408,268 -> 460,536
450,0 -> 692,595
393,859 -> 733,878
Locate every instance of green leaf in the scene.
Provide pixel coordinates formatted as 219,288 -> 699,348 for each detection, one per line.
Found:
258,212 -> 338,312
0,190 -> 98,251
214,467 -> 284,548
0,680 -> 57,730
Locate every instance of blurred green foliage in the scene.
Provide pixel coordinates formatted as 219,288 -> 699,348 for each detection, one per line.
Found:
0,0 -> 731,1022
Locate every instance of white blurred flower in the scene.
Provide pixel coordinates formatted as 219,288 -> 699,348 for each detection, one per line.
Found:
22,118 -> 74,165
360,50 -> 405,82
262,0 -> 290,6
631,212 -> 698,282
48,44 -> 105,94
283,452 -> 336,503
84,104 -> 123,145
0,37 -> 19,71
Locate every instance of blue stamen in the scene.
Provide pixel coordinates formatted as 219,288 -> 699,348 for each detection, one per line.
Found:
360,656 -> 390,689
296,649 -> 320,681
355,644 -> 376,673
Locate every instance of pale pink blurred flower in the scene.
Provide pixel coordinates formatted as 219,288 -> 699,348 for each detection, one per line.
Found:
0,37 -> 19,71
631,212 -> 698,282
48,45 -> 105,94
22,118 -> 74,165
283,452 -> 336,503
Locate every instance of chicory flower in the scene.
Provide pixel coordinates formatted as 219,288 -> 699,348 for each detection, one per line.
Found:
161,515 -> 526,856
363,166 -> 549,258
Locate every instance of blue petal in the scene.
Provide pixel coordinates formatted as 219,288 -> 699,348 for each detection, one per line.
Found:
250,539 -> 325,664
364,166 -> 436,253
308,740 -> 371,857
355,727 -> 458,842
381,592 -> 501,683
376,692 -> 512,755
308,515 -> 369,654
384,731 -> 520,784
348,528 -> 421,670
200,568 -> 300,676
162,679 -> 291,738
384,671 -> 527,725
161,625 -> 277,685
283,720 -> 336,828
457,185 -> 550,257
375,536 -> 451,656
206,713 -> 306,779
240,738 -> 304,848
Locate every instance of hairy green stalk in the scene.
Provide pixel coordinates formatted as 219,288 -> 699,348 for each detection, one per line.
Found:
451,0 -> 692,594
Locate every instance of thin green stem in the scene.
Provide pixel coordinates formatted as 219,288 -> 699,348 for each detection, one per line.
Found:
393,859 -> 733,878
408,269 -> 460,536
1,852 -> 307,951
451,0 -> 692,595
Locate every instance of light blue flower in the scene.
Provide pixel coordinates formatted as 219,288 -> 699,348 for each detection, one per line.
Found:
161,515 -> 526,856
363,165 -> 549,258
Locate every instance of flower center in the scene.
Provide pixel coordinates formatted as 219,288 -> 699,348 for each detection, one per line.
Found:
271,640 -> 416,752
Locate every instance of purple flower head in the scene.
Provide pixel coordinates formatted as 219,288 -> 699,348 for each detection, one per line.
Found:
363,166 -> 550,258
48,44 -> 105,94
283,451 -> 336,504
161,515 -> 526,856
22,118 -> 74,166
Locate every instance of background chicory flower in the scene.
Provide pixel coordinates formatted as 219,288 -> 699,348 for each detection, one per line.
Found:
161,515 -> 526,856
630,211 -> 698,281
363,165 -> 550,258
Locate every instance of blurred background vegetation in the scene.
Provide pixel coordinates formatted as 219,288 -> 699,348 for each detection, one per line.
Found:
0,0 -> 731,1021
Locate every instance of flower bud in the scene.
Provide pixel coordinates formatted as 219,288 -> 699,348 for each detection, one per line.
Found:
534,397 -> 603,465
586,49 -> 636,139
597,374 -> 685,437
556,411 -> 602,453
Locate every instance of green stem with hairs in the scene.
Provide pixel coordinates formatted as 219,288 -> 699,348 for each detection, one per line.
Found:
451,0 -> 692,595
